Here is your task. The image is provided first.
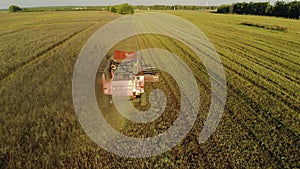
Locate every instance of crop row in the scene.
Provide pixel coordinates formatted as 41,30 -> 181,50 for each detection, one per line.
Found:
220,50 -> 299,129
0,15 -> 120,168
0,22 -> 92,81
149,34 -> 288,168
138,33 -> 272,167
197,20 -> 300,65
208,33 -> 300,82
204,25 -> 300,67
147,31 -> 299,167
214,42 -> 300,108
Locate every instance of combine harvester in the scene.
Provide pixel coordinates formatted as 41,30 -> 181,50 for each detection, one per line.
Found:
102,50 -> 159,105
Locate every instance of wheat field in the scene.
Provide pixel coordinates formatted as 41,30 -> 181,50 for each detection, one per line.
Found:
0,11 -> 299,168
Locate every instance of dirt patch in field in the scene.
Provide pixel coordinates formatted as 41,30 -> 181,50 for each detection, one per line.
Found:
240,22 -> 288,32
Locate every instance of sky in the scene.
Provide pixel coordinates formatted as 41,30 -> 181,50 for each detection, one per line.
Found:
0,0 -> 294,9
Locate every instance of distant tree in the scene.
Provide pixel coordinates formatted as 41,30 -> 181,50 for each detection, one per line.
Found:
110,6 -> 117,13
109,3 -> 134,15
233,2 -> 244,14
254,2 -> 270,15
217,5 -> 231,13
286,1 -> 300,18
272,1 -> 287,17
9,5 -> 22,12
153,5 -> 166,10
118,3 -> 134,14
265,2 -> 271,15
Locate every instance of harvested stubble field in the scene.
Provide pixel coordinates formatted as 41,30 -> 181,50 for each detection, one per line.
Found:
0,11 -> 299,168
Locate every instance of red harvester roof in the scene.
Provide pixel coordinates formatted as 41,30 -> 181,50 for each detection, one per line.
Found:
113,50 -> 136,61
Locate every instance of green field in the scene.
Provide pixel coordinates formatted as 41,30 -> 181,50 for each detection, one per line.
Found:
0,11 -> 299,168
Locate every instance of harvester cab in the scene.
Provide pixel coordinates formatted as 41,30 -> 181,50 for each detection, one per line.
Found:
102,50 -> 159,102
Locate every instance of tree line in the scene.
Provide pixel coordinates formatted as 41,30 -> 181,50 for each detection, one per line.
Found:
133,5 -> 218,11
8,4 -> 218,13
107,4 -> 219,14
217,1 -> 300,19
